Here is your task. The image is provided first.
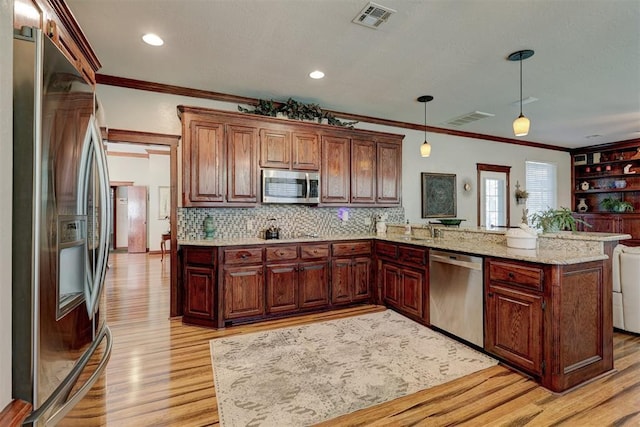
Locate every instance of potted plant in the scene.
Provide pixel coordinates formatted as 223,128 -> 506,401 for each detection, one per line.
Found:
529,207 -> 591,233
601,197 -> 634,213
515,188 -> 529,205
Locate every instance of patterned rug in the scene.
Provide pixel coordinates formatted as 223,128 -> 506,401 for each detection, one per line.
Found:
209,310 -> 497,427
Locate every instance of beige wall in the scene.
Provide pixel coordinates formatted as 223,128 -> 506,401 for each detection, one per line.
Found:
1,0 -> 13,409
97,84 -> 571,227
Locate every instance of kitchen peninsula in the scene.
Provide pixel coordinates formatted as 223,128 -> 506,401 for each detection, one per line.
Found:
179,226 -> 628,393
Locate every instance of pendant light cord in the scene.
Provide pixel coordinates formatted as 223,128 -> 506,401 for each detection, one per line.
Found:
519,52 -> 523,116
424,101 -> 427,139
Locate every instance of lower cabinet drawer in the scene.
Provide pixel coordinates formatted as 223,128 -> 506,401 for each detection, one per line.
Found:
300,244 -> 330,259
375,241 -> 398,259
183,247 -> 216,266
332,241 -> 372,257
223,247 -> 264,265
266,245 -> 298,262
398,245 -> 427,266
488,260 -> 544,291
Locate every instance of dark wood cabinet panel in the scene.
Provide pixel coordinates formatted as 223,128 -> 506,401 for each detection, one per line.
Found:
259,128 -> 291,169
331,258 -> 352,304
485,284 -> 543,375
292,132 -> 320,171
382,263 -> 401,307
184,266 -> 215,322
299,261 -> 329,308
182,247 -> 217,327
185,120 -> 225,205
352,257 -> 372,301
351,139 -> 376,204
400,268 -> 424,318
321,135 -> 350,204
223,265 -> 264,319
377,141 -> 402,205
266,263 -> 298,314
227,125 -> 259,203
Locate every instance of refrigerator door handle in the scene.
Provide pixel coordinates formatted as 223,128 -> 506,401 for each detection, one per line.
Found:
79,115 -> 111,318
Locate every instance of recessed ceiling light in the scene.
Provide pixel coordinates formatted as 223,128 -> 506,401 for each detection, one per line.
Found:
142,33 -> 164,46
309,70 -> 325,79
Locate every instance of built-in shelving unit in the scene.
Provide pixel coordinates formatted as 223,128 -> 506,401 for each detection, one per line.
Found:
571,140 -> 640,246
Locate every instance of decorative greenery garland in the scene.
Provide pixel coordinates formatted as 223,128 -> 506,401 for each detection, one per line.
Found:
238,98 -> 358,128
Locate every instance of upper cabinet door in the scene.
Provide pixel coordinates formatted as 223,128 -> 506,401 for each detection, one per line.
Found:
227,125 -> 259,203
351,139 -> 376,204
259,128 -> 291,169
184,120 -> 225,205
321,135 -> 350,204
377,141 -> 402,205
292,132 -> 320,171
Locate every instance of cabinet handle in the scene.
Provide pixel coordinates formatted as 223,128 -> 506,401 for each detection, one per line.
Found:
299,266 -> 305,271
488,292 -> 494,297
508,272 -> 515,279
257,269 -> 263,275
240,254 -> 248,259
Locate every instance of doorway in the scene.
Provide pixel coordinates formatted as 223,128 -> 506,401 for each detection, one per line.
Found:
105,129 -> 180,316
477,163 -> 511,228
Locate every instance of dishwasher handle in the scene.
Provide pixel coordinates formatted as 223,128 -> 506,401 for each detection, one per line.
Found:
430,253 -> 483,271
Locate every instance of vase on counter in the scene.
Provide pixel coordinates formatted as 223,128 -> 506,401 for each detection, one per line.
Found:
577,198 -> 588,213
203,216 -> 215,239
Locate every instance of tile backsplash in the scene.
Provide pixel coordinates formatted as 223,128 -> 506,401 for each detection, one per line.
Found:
177,205 -> 405,240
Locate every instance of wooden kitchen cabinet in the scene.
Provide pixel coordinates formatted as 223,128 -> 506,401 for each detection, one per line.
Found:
377,140 -> 402,205
292,132 -> 320,170
182,246 -> 217,327
321,135 -> 351,204
227,125 -> 259,203
298,260 -> 329,308
223,265 -> 265,320
485,280 -> 543,375
375,241 -> 428,322
331,241 -> 373,304
484,256 -> 612,392
575,212 -> 640,246
351,139 -> 376,204
266,263 -> 298,314
184,119 -> 226,205
259,127 -> 291,169
178,106 -> 403,207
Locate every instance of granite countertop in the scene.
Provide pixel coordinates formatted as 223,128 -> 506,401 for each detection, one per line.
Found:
178,228 -> 628,265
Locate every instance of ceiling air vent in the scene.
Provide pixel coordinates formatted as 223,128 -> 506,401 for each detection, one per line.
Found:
352,2 -> 396,29
444,111 -> 495,127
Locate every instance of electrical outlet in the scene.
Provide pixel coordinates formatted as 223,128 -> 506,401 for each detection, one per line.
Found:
246,219 -> 254,231
364,217 -> 372,226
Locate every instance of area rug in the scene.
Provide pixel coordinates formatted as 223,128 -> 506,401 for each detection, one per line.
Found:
209,310 -> 497,427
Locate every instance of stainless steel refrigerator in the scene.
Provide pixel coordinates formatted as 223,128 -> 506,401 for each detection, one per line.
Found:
13,27 -> 113,426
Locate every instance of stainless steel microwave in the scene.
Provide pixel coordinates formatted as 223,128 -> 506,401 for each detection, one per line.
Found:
262,169 -> 320,204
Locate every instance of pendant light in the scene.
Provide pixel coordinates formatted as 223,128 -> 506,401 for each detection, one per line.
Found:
417,95 -> 433,157
508,49 -> 534,137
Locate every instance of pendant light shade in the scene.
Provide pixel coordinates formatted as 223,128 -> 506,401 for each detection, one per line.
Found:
508,49 -> 534,137
513,114 -> 530,137
417,95 -> 434,158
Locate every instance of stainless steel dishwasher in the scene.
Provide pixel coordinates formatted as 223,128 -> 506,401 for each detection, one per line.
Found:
429,250 -> 484,347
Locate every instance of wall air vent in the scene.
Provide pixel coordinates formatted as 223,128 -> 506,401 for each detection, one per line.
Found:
352,2 -> 396,29
444,111 -> 495,127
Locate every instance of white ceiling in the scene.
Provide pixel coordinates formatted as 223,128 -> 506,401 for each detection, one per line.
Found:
67,0 -> 640,150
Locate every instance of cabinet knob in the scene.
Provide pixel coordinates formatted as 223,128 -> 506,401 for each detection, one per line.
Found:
488,292 -> 494,297
257,269 -> 263,275
299,266 -> 305,271
508,272 -> 515,279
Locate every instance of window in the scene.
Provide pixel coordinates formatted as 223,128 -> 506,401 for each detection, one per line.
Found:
526,161 -> 557,214
484,176 -> 506,227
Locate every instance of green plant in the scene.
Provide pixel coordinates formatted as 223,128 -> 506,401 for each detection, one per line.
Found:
238,99 -> 278,116
529,207 -> 591,233
237,98 -> 358,128
601,197 -> 634,213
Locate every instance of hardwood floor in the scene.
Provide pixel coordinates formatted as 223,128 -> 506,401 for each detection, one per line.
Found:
61,252 -> 640,426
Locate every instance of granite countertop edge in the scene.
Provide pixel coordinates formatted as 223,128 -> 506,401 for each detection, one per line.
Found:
178,232 -> 620,265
